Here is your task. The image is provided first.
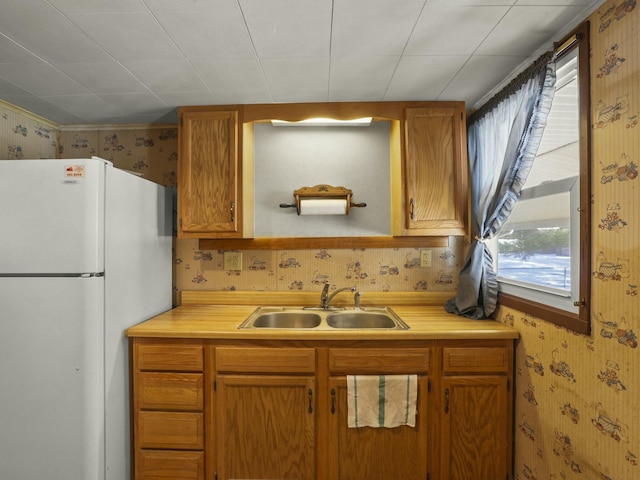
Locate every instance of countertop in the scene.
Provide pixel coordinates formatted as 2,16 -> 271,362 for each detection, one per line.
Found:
127,291 -> 519,341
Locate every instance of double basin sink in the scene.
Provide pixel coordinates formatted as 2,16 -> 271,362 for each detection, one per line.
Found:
238,306 -> 410,330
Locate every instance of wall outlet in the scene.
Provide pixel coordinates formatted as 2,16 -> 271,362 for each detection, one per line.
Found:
420,249 -> 432,268
223,251 -> 243,270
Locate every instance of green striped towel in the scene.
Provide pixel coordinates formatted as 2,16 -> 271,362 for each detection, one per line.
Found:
347,375 -> 417,428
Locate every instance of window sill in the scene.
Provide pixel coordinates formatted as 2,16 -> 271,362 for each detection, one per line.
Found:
497,292 -> 590,335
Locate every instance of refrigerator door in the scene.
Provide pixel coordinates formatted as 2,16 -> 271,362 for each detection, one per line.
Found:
103,167 -> 174,480
0,276 -> 105,480
0,158 -> 106,274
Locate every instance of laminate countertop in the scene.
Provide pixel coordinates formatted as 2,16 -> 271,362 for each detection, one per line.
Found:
127,294 -> 519,341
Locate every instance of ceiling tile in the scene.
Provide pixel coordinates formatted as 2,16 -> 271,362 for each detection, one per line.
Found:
240,0 -> 332,57
122,60 -> 210,93
68,12 -> 184,61
0,35 -> 42,63
385,55 -> 470,101
98,92 -> 168,113
0,13 -> 111,64
155,11 -> 255,59
329,56 -> 400,101
406,5 -> 510,55
476,5 -> 586,55
143,0 -> 239,12
155,91 -> 217,107
192,58 -> 272,104
331,0 -> 423,55
0,63 -> 91,96
439,54 -> 528,107
55,61 -> 148,94
0,78 -> 33,96
1,0 -> 58,14
1,94 -> 85,123
42,94 -> 127,122
262,58 -> 330,103
48,0 -> 146,13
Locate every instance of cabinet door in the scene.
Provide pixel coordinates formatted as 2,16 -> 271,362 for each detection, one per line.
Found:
216,375 -> 316,480
327,376 -> 429,480
403,105 -> 468,236
440,375 -> 509,480
178,109 -> 240,238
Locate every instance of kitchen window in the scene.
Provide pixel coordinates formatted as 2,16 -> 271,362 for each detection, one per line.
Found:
496,23 -> 591,335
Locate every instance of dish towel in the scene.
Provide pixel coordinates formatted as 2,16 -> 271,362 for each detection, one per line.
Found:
347,374 -> 417,428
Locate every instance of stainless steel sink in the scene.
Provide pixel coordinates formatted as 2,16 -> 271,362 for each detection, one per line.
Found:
238,306 -> 409,330
250,311 -> 322,329
238,307 -> 322,329
327,308 -> 409,330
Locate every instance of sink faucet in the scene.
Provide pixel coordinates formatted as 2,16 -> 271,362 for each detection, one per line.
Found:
320,284 -> 356,310
354,290 -> 361,309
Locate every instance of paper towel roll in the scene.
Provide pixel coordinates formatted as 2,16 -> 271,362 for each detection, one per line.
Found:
299,198 -> 348,215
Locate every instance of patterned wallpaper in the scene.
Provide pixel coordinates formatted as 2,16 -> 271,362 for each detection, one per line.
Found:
1,4 -> 636,476
494,3 -> 639,479
0,102 -> 58,159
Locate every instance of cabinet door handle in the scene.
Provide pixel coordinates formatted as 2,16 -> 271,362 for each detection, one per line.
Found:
230,201 -> 235,222
330,388 -> 336,414
444,388 -> 449,414
409,198 -> 415,220
308,388 -> 313,414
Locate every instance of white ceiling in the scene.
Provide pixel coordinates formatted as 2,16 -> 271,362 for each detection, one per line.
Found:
0,0 -> 603,125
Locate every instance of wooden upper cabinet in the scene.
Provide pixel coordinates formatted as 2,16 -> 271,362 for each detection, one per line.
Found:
402,104 -> 468,236
177,102 -> 468,242
178,108 -> 242,238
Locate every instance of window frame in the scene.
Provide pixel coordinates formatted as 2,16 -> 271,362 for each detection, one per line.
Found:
497,22 -> 592,335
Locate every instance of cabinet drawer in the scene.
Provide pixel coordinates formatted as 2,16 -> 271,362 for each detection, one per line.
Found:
136,341 -> 203,372
216,347 -> 316,373
136,450 -> 204,480
138,411 -> 204,450
138,372 -> 204,410
442,347 -> 511,374
329,348 -> 430,374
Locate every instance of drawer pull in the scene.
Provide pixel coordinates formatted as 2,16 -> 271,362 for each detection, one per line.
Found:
331,388 -> 336,414
308,389 -> 313,414
444,388 -> 450,414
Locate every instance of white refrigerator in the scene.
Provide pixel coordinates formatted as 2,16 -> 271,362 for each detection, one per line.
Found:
0,157 -> 173,480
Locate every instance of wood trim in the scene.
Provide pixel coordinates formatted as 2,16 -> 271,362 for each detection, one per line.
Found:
498,293 -> 590,335
199,235 -> 448,250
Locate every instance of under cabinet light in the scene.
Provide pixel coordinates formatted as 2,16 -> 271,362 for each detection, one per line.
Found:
271,117 -> 372,127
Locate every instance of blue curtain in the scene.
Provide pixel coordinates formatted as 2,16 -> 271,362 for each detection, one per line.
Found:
445,53 -> 557,319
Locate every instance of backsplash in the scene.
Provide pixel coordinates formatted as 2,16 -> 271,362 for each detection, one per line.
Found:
174,240 -> 462,296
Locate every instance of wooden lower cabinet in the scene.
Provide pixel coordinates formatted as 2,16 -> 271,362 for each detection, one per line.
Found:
327,376 -> 429,480
440,376 -> 509,480
131,339 -> 512,480
132,339 -> 206,480
437,345 -> 513,480
216,375 -> 316,480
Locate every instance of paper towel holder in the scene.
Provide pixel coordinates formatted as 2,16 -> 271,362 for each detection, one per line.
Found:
279,184 -> 367,215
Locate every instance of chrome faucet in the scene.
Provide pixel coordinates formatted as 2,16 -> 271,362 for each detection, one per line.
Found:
320,284 -> 357,310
